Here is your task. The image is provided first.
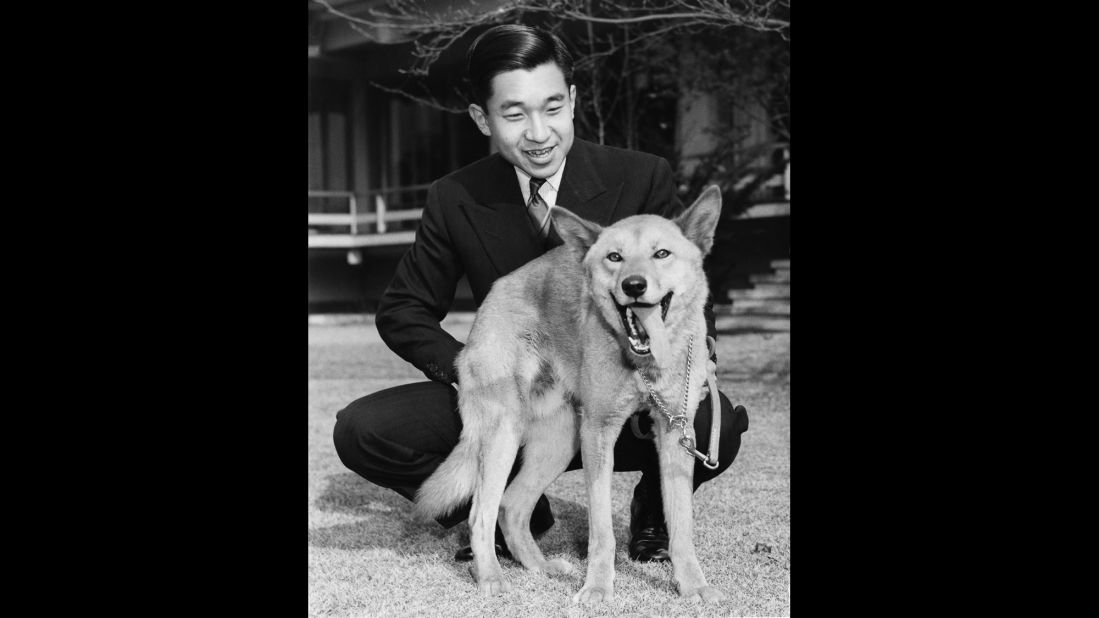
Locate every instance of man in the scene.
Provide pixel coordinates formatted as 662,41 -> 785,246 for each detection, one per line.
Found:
333,24 -> 748,563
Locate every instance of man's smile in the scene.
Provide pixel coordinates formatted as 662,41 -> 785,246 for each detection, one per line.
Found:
524,145 -> 556,159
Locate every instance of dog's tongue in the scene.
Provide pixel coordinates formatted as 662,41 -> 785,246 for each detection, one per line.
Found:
632,305 -> 670,364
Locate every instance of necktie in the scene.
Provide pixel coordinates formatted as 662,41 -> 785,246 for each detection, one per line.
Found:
527,177 -> 552,240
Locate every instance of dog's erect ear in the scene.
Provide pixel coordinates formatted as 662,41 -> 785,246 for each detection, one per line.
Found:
552,206 -> 602,252
673,185 -> 723,255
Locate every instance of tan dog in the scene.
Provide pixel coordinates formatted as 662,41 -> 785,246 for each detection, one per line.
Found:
415,186 -> 725,604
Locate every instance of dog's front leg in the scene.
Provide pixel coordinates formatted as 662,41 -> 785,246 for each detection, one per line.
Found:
572,413 -> 622,604
654,426 -> 726,602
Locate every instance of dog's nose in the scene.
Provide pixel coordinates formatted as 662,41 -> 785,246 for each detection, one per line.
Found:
621,275 -> 647,298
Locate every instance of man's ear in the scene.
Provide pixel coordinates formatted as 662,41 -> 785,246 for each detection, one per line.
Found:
468,104 -> 491,137
569,84 -> 577,114
552,206 -> 602,253
673,185 -> 723,256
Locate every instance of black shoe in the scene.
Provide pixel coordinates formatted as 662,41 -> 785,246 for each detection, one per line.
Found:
628,477 -> 671,562
453,495 -> 555,562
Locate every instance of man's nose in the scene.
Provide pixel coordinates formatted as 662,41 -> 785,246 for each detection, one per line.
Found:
525,114 -> 549,142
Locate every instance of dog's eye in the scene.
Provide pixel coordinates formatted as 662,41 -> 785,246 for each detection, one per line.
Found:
606,252 -> 623,262
654,249 -> 671,259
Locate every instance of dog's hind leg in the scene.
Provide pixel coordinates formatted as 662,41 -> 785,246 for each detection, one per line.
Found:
468,416 -> 521,595
499,406 -> 577,576
572,413 -> 624,604
653,426 -> 726,603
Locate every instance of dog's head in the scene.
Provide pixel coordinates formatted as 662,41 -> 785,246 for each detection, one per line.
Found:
552,185 -> 722,367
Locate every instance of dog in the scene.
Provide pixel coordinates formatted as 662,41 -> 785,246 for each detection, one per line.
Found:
415,185 -> 725,604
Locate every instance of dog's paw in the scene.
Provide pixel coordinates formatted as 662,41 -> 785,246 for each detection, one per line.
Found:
542,558 -> 574,576
680,585 -> 725,603
476,574 -> 512,595
469,565 -> 512,595
572,585 -> 613,604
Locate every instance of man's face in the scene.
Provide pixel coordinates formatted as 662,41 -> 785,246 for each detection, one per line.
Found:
469,61 -> 576,179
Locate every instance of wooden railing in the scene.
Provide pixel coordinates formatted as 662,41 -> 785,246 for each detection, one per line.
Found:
307,184 -> 431,248
733,143 -> 789,204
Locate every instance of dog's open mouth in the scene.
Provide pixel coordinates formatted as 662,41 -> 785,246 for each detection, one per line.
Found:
617,292 -> 673,356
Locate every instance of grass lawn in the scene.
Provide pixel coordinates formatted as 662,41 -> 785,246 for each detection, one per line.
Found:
308,316 -> 789,617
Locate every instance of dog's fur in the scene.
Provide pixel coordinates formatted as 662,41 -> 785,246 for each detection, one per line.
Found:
415,186 -> 725,604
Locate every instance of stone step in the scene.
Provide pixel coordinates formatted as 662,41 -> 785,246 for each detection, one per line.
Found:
750,271 -> 790,284
724,298 -> 791,309
774,268 -> 790,278
715,314 -> 790,331
771,259 -> 790,269
717,299 -> 791,316
728,284 -> 790,300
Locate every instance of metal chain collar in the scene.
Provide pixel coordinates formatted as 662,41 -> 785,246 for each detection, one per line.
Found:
634,334 -> 717,467
636,334 -> 693,430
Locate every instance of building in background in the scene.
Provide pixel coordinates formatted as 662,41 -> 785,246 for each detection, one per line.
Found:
308,1 -> 789,317
308,0 -> 495,311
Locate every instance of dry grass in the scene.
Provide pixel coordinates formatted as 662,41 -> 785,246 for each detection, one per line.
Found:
308,316 -> 789,617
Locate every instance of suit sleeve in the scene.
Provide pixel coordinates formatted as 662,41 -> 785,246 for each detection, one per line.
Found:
375,182 -> 465,385
643,156 -> 719,359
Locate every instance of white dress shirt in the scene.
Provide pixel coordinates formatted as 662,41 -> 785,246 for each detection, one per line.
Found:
515,160 -> 567,213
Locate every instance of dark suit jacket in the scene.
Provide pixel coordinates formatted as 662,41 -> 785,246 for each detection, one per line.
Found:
376,138 -> 707,385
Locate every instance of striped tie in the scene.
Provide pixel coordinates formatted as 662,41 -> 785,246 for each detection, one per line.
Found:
527,177 -> 552,241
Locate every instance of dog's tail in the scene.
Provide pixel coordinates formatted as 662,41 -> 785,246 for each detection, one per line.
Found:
413,414 -> 483,520
415,345 -> 526,521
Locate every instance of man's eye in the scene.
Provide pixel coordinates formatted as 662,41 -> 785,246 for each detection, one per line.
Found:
607,252 -> 622,262
504,114 -> 523,121
654,249 -> 670,259
547,107 -> 562,115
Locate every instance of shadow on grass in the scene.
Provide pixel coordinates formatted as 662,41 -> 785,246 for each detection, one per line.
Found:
312,474 -> 725,600
313,472 -> 643,568
311,472 -> 442,549
314,472 -> 414,517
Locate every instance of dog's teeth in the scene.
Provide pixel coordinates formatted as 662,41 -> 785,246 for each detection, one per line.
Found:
622,305 -> 655,355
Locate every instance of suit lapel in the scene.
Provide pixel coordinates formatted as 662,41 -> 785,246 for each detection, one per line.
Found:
457,156 -> 543,278
556,140 -> 620,226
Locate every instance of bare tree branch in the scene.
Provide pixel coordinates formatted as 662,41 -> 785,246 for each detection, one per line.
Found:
368,81 -> 469,114
311,0 -> 790,180
559,9 -> 786,29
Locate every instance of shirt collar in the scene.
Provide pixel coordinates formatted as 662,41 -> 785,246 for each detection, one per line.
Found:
515,159 -> 567,202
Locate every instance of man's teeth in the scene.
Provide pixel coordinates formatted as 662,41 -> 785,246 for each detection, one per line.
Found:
527,146 -> 553,156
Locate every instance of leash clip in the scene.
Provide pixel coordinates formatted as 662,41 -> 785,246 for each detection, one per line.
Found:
678,435 -> 720,469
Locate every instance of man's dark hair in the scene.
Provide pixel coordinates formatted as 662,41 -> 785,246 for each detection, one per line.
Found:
466,24 -> 574,110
